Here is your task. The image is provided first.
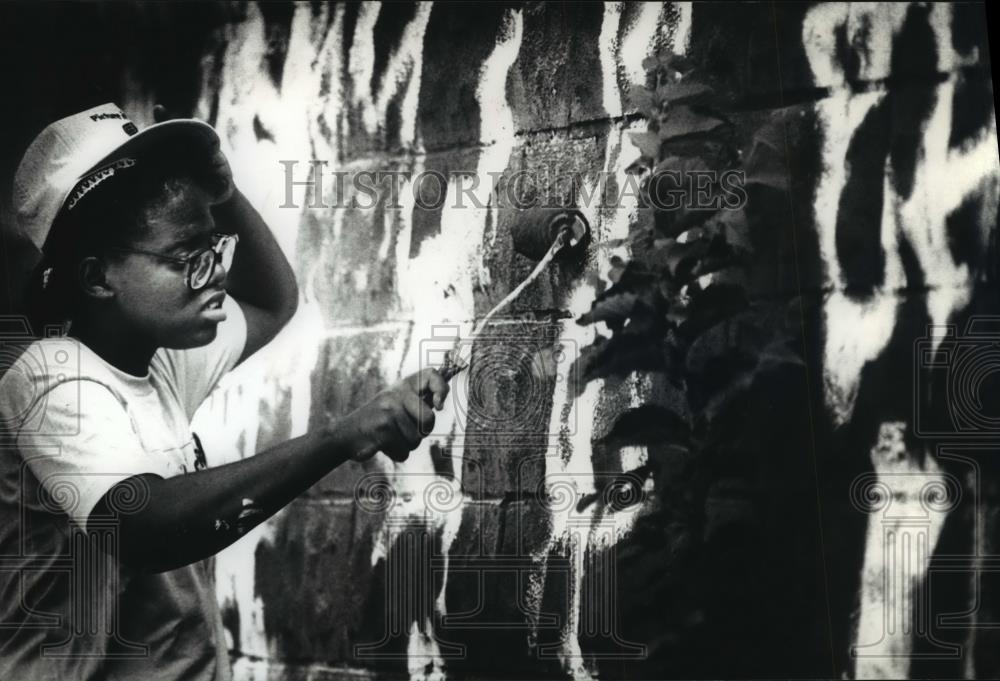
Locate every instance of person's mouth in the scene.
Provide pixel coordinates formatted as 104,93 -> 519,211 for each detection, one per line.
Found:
200,290 -> 228,322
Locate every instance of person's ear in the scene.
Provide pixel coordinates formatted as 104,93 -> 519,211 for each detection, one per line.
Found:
78,257 -> 114,300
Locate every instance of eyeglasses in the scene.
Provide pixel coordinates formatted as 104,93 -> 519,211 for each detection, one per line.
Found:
111,233 -> 239,291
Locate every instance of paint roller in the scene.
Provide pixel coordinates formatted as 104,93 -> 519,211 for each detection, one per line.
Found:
508,206 -> 589,262
427,207 -> 590,390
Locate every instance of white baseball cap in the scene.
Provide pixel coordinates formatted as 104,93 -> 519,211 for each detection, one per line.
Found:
13,102 -> 220,251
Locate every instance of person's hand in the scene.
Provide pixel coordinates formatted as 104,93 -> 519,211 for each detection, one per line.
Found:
153,104 -> 234,205
343,369 -> 450,462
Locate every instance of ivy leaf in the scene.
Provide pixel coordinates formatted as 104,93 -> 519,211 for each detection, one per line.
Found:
626,155 -> 655,176
690,256 -> 743,284
656,53 -> 695,77
577,290 -> 640,328
653,238 -> 712,279
675,226 -> 705,243
621,226 -> 655,252
658,106 -> 725,141
690,265 -> 745,289
656,82 -> 713,106
652,202 -> 715,240
628,84 -> 659,117
671,205 -> 721,236
568,333 -> 674,397
702,209 -> 752,253
577,264 -> 660,330
665,299 -> 689,327
659,273 -> 686,302
602,405 -> 691,450
634,206 -> 656,232
652,154 -> 713,176
661,138 -> 735,166
591,334 -> 670,380
629,131 -> 662,159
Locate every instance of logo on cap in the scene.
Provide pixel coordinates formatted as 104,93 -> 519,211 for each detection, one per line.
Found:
89,111 -> 127,122
65,158 -> 137,211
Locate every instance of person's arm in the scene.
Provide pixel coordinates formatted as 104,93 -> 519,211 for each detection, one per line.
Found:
212,189 -> 299,363
93,369 -> 449,574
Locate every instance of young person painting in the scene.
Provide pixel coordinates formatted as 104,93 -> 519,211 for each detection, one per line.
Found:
0,103 -> 447,680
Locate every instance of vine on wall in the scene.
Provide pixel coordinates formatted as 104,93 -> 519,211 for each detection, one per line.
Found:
574,52 -> 800,451
569,53 -> 807,674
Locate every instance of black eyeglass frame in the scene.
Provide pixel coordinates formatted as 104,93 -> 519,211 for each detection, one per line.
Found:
109,232 -> 239,291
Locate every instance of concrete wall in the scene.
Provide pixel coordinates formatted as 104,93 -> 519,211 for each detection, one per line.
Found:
1,2 -> 997,679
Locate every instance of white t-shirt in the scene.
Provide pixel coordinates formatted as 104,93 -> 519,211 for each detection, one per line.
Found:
0,295 -> 246,681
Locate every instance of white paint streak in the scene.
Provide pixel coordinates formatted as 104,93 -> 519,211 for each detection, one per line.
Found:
347,3 -> 382,134
353,9 -> 524,679
522,4 -> 676,674
598,3 -> 626,119
852,422 -> 952,679
672,2 -> 693,56
803,4 -> 1000,678
193,2 -> 339,660
805,2 -> 999,425
473,8 -> 524,294
389,3 -> 433,149
407,619 -> 446,681
194,6 -> 278,659
313,5 -> 346,169
620,3 -> 664,95
812,89 -> 898,425
348,2 -> 433,148
537,317 -> 600,679
377,206 -> 393,261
